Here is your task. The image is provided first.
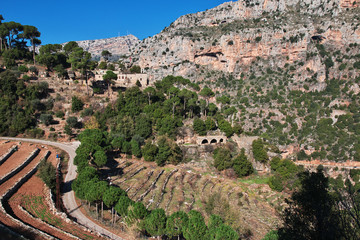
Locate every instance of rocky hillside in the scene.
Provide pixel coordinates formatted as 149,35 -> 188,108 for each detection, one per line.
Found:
66,34 -> 139,58
132,0 -> 360,82
129,0 -> 360,163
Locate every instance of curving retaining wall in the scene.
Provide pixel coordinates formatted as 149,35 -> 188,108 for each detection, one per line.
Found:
0,148 -> 40,185
45,160 -> 112,239
0,145 -> 18,166
0,150 -> 57,240
19,205 -> 81,240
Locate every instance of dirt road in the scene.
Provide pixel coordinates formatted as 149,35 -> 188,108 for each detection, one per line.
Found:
0,137 -> 124,240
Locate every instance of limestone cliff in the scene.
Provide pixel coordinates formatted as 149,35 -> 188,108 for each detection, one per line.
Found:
67,34 -> 139,57
131,0 -> 360,83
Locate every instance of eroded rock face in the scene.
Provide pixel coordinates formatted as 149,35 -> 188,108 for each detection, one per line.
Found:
66,35 -> 140,57
130,0 -> 360,82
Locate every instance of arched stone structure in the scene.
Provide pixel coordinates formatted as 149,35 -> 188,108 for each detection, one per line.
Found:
197,136 -> 227,145
201,139 -> 209,144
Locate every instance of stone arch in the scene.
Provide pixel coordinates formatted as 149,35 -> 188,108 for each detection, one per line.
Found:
210,139 -> 217,144
219,138 -> 224,143
201,139 -> 209,144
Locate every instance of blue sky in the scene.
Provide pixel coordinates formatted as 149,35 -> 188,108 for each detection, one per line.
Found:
2,0 -> 231,44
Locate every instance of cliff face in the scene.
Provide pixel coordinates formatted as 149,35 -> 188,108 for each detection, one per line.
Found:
68,34 -> 140,57
132,0 -> 360,82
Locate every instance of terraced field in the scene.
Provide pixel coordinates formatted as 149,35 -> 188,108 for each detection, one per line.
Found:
0,140 -> 106,240
110,158 -> 282,239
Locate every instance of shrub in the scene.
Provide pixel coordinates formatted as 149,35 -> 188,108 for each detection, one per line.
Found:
18,65 -> 29,73
55,111 -> 65,118
39,114 -> 53,126
71,96 -> 84,112
213,147 -> 232,171
193,118 -> 207,135
38,160 -> 56,191
252,139 -> 269,163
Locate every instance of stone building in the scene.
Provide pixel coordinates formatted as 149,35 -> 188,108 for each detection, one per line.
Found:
94,70 -> 149,87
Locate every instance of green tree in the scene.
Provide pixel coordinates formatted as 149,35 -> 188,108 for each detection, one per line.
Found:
156,137 -> 171,166
37,159 -> 56,191
193,118 -> 207,135
199,87 -> 215,116
144,208 -> 167,237
111,136 -> 125,151
36,44 -> 64,70
127,202 -> 149,225
21,25 -> 41,65
218,119 -> 234,137
85,180 -> 108,218
262,230 -> 279,240
115,195 -> 133,217
183,210 -> 209,240
130,65 -> 141,73
102,185 -> 127,223
71,96 -> 84,112
232,148 -> 254,177
67,47 -> 92,94
63,41 -> 79,56
252,139 -> 269,163
101,50 -> 112,61
144,87 -> 156,105
103,70 -> 117,96
39,113 -> 53,126
1,21 -> 23,49
213,147 -> 232,171
135,114 -> 152,138
130,139 -> 142,158
142,141 -> 158,162
278,170 -> 342,240
205,118 -> 217,131
208,214 -> 224,239
213,224 -> 239,240
98,61 -> 107,69
93,150 -> 107,168
166,211 -> 188,240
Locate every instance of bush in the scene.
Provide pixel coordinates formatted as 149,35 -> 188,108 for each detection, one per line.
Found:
98,61 -> 107,69
269,174 -> 284,192
213,147 -> 232,171
354,61 -> 360,69
232,149 -> 254,177
25,128 -> 45,138
66,116 -> 79,128
39,114 -> 53,126
71,96 -> 84,112
255,36 -> 262,42
55,111 -> 65,118
193,118 -> 207,135
18,65 -> 29,73
22,75 -> 31,81
38,160 -> 56,191
252,139 -> 269,163
130,65 -> 141,73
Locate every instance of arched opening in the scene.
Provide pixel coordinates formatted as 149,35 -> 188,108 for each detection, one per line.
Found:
201,139 -> 209,144
219,139 -> 224,143
210,139 -> 217,144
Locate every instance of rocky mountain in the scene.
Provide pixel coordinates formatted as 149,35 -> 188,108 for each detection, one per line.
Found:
127,0 -> 360,163
72,0 -> 360,162
131,0 -> 360,83
73,34 -> 139,57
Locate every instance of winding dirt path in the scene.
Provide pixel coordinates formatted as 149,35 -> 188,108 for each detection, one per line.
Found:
0,137 -> 125,240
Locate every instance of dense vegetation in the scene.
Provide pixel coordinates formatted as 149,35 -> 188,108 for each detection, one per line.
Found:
0,70 -> 49,136
72,129 -> 239,239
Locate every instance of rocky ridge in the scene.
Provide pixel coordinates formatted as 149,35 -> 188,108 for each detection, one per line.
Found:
73,34 -> 140,57
130,0 -> 360,82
